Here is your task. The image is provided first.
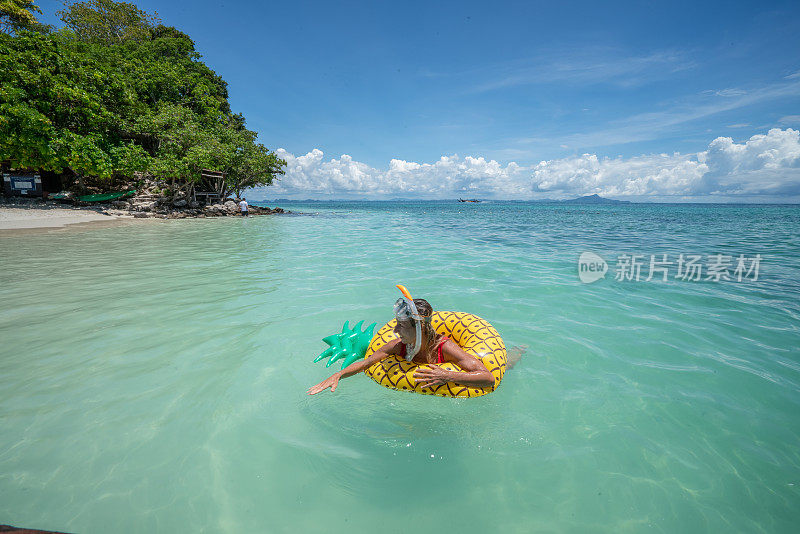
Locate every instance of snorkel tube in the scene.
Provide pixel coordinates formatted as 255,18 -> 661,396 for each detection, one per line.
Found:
394,284 -> 423,361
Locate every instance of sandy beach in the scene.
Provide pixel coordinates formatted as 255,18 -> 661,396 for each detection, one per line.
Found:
0,204 -> 127,232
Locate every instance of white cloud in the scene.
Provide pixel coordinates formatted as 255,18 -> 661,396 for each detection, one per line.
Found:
779,115 -> 800,124
531,152 -> 706,197
697,128 -> 800,195
708,88 -> 747,97
255,129 -> 800,201
269,149 -> 529,198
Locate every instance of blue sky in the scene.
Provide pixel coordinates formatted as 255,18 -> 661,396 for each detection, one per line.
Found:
39,0 -> 800,200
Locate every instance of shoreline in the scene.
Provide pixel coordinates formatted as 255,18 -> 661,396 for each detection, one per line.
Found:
0,197 -> 289,234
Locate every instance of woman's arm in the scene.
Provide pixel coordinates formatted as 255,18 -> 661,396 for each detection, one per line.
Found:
413,340 -> 495,389
307,339 -> 401,395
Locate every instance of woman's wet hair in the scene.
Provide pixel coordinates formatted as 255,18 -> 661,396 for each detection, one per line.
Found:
413,298 -> 433,318
412,298 -> 440,352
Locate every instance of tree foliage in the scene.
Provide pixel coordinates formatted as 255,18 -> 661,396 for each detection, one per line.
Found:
0,0 -> 285,193
58,0 -> 159,44
0,0 -> 41,34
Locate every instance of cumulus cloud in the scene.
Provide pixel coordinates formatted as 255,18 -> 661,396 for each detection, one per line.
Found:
530,152 -> 706,197
698,128 -> 800,195
255,129 -> 800,201
269,148 -> 528,198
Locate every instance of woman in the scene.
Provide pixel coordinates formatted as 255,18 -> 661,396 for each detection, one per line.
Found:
307,292 -> 497,395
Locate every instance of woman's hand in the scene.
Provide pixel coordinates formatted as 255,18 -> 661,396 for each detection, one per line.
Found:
413,365 -> 453,389
307,372 -> 342,395
307,339 -> 402,396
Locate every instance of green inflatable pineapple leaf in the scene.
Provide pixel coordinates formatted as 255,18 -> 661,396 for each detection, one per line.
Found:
314,320 -> 377,369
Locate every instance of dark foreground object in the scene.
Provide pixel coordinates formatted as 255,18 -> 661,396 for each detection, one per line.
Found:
1,526 -> 72,534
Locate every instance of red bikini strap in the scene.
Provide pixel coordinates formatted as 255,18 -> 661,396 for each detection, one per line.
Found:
436,336 -> 449,364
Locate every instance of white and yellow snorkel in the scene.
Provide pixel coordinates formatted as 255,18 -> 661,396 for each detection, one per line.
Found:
394,284 -> 424,361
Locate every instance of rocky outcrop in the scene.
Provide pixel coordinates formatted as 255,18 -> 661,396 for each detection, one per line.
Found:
40,177 -> 291,220
132,200 -> 156,212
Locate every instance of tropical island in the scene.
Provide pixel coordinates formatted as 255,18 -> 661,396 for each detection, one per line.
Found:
560,194 -> 631,204
0,0 -> 287,224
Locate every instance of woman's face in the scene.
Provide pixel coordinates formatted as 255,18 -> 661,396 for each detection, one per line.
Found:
393,319 -> 416,345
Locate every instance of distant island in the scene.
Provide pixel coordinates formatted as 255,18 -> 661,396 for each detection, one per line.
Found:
451,194 -> 629,203
467,194 -> 630,204
560,194 -> 630,204
257,195 -> 633,203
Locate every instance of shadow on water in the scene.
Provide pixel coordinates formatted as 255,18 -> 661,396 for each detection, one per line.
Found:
298,391 -> 496,483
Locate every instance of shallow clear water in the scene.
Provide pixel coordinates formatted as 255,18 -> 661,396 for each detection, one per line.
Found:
1,201 -> 799,533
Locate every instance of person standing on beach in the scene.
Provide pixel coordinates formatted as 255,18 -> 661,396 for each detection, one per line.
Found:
238,198 -> 248,216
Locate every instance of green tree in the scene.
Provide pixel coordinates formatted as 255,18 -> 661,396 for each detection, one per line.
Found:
1,0 -> 285,195
223,128 -> 285,197
0,0 -> 41,34
0,29 -> 131,176
109,141 -> 150,177
58,0 -> 160,44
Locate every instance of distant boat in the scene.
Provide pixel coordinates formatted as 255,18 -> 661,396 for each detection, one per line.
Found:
458,198 -> 481,203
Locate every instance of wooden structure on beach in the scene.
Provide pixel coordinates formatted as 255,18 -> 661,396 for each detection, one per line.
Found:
193,169 -> 226,204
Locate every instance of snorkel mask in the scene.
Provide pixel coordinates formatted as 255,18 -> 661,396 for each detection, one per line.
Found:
394,284 -> 426,361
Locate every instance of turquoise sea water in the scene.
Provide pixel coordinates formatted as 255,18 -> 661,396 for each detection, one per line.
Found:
1,201 -> 799,533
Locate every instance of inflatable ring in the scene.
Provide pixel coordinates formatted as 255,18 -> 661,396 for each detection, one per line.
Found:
364,311 -> 506,397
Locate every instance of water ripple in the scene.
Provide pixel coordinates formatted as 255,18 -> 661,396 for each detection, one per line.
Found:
1,203 -> 799,532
